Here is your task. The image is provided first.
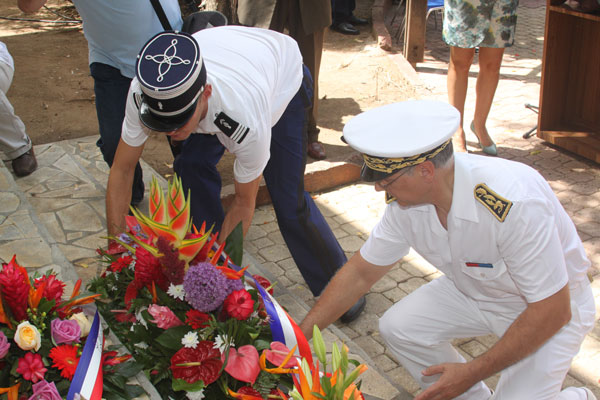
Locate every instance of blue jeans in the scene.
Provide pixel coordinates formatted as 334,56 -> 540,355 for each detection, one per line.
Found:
174,66 -> 347,296
90,62 -> 144,204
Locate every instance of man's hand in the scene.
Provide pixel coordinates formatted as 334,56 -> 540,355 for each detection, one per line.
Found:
415,363 -> 480,400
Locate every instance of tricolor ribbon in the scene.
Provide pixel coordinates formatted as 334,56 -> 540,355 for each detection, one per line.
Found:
214,243 -> 314,366
68,311 -> 104,400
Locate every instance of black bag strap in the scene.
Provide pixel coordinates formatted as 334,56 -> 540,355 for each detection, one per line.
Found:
149,0 -> 173,31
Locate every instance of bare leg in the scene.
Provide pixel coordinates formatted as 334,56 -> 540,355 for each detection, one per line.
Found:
447,46 -> 476,152
472,47 -> 505,147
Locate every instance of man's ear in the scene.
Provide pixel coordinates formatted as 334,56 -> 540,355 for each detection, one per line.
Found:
202,84 -> 212,100
419,161 -> 435,181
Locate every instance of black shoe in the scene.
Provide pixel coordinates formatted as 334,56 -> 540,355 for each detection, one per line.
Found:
340,296 -> 366,323
348,15 -> 369,25
331,21 -> 360,35
12,149 -> 37,177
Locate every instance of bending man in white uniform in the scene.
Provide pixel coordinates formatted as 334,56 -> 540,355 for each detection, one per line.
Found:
299,100 -> 597,399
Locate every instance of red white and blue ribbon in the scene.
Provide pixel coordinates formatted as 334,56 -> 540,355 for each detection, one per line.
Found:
216,244 -> 313,365
68,311 -> 104,400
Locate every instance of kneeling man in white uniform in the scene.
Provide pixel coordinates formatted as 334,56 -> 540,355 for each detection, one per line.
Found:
299,100 -> 597,400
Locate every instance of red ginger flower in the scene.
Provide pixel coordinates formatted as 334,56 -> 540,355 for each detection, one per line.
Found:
134,245 -> 168,291
185,309 -> 211,329
49,344 -> 80,380
34,274 -> 65,303
170,341 -> 223,384
16,352 -> 47,383
224,289 -> 255,321
0,255 -> 30,322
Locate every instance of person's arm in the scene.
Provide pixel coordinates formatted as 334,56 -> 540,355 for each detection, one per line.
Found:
218,175 -> 262,242
106,139 -> 144,241
300,252 -> 394,339
17,0 -> 48,13
415,283 -> 572,400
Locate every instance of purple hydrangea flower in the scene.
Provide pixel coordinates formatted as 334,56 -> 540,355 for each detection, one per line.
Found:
183,262 -> 230,312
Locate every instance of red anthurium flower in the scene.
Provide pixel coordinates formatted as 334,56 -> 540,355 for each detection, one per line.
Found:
16,352 -> 47,383
265,341 -> 298,368
185,309 -> 211,329
222,345 -> 260,384
228,386 -> 265,399
223,289 -> 255,321
171,341 -> 223,384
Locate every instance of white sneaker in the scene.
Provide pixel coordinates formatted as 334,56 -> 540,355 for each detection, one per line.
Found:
583,388 -> 598,400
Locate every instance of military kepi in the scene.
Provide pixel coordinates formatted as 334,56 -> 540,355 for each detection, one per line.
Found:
136,31 -> 207,132
343,100 -> 460,182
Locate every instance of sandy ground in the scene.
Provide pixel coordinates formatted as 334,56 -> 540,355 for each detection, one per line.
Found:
0,0 -> 415,185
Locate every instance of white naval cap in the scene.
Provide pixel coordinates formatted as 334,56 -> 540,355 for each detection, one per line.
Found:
343,100 -> 460,181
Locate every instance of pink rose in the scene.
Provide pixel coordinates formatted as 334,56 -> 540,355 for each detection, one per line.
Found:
51,318 -> 81,345
28,380 -> 61,400
147,304 -> 183,329
0,331 -> 10,359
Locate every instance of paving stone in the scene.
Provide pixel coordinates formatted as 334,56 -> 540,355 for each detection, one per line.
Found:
460,339 -> 488,358
0,191 -> 20,213
365,292 -> 394,315
56,202 -> 103,232
339,235 -> 365,252
0,238 -> 52,267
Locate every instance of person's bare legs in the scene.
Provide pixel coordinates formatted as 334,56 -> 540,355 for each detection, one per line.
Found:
447,46 -> 475,152
472,47 -> 505,147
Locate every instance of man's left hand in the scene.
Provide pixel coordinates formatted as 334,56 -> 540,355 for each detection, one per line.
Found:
414,362 -> 479,400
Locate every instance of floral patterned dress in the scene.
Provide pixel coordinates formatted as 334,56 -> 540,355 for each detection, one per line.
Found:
443,0 -> 520,48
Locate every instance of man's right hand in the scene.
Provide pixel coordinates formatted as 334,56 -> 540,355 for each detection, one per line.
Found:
106,139 -> 144,241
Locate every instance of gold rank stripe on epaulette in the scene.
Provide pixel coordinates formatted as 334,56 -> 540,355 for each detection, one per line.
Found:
474,183 -> 512,222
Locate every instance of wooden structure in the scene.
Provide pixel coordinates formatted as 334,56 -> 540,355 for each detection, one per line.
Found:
404,0 -> 427,67
538,0 -> 600,163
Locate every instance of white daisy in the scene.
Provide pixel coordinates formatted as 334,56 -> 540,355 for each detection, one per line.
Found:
182,331 -> 199,349
213,334 -> 234,353
167,284 -> 186,301
186,389 -> 205,400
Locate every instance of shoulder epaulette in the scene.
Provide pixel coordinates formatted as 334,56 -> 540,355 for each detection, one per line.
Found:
214,112 -> 249,144
474,183 -> 512,222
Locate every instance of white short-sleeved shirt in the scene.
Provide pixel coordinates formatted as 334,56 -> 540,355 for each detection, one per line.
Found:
361,153 -> 590,313
121,26 -> 303,184
0,42 -> 14,70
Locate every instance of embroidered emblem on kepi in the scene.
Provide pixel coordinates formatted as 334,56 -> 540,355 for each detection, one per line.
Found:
465,262 -> 493,268
474,183 -> 512,222
214,112 -> 249,144
135,31 -> 207,132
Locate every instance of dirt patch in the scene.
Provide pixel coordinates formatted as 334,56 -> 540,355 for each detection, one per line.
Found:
1,0 -> 415,186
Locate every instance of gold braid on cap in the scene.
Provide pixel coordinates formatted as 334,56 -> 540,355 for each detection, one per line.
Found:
363,139 -> 451,173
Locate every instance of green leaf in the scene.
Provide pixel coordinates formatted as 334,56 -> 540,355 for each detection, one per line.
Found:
155,325 -> 192,350
300,358 -> 313,388
224,221 -> 244,266
172,378 -> 206,391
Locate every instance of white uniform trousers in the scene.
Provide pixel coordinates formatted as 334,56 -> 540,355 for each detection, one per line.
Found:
379,275 -> 595,399
0,60 -> 31,160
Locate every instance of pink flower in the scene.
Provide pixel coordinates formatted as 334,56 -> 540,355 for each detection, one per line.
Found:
265,341 -> 297,368
51,318 -> 81,345
17,352 -> 47,383
0,331 -> 10,359
28,380 -> 61,400
223,289 -> 255,321
147,304 -> 183,329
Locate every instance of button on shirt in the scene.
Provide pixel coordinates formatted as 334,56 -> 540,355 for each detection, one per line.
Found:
121,26 -> 303,184
361,153 -> 591,313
